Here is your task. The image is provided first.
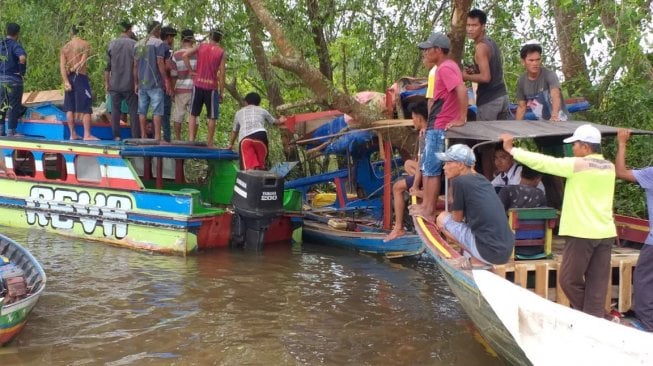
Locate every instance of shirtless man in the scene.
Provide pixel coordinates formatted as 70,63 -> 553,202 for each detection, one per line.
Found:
59,24 -> 97,140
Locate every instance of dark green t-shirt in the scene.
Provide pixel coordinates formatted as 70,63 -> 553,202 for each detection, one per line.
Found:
452,173 -> 515,264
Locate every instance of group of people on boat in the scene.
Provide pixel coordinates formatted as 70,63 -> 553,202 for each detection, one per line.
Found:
382,8 -> 653,331
1,20 -> 280,170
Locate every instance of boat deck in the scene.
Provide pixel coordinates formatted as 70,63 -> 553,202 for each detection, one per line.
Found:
484,240 -> 639,313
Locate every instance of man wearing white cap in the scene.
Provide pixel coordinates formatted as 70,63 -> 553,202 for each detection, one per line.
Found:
500,124 -> 616,319
435,144 -> 515,265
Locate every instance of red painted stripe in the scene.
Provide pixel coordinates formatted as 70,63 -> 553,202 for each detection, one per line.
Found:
105,177 -> 142,190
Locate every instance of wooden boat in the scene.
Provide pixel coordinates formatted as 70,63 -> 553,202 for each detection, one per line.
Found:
284,111 -> 423,258
0,107 -> 296,255
414,120 -> 653,365
0,234 -> 46,346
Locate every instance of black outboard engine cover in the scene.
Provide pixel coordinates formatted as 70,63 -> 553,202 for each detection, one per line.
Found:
232,170 -> 284,250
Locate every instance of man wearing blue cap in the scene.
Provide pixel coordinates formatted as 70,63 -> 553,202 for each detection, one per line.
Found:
435,144 -> 515,265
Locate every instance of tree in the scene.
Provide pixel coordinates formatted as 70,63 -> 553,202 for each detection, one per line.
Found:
244,0 -> 384,126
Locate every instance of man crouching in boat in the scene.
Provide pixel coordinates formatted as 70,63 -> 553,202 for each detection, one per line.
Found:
500,125 -> 616,319
434,144 -> 515,266
227,92 -> 285,170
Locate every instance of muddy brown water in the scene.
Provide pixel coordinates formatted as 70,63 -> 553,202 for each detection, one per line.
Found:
1,227 -> 503,365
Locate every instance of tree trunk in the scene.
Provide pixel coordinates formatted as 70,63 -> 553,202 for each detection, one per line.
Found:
306,0 -> 334,82
551,1 -> 593,99
245,0 -> 383,126
449,0 -> 473,65
245,5 -> 284,111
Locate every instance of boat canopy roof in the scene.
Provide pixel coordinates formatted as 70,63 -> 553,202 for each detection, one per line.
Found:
445,120 -> 653,147
120,145 -> 239,160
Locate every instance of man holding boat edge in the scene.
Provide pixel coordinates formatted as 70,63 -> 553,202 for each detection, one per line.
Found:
500,124 -> 616,319
615,128 -> 653,331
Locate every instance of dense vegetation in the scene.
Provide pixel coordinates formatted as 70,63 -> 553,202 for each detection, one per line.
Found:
1,0 -> 652,215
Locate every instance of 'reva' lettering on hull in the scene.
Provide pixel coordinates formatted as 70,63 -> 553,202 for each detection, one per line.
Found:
25,186 -> 133,239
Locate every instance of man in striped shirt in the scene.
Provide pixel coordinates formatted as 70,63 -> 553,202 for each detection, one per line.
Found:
171,29 -> 196,140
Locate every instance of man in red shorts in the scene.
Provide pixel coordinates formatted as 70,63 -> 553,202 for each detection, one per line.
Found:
227,92 -> 285,170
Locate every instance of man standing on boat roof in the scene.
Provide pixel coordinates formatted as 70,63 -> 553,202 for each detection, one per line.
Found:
409,32 -> 467,223
501,125 -> 617,319
0,22 -> 27,137
60,24 -> 98,141
171,29 -> 196,140
463,9 -> 509,121
105,20 -> 139,140
227,92 -> 285,170
135,20 -> 170,141
160,26 -> 177,142
183,28 -> 226,148
615,129 -> 653,332
515,40 -> 568,122
434,144 -> 515,265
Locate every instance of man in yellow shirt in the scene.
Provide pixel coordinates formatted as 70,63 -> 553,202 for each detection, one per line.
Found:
500,124 -> 616,318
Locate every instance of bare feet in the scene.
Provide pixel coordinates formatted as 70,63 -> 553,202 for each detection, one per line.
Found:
408,205 -> 435,223
384,228 -> 406,242
70,134 -> 82,140
83,135 -> 100,141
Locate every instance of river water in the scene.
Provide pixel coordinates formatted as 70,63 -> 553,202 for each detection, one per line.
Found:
1,227 -> 503,365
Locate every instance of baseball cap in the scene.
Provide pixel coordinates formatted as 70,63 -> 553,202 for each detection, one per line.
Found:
562,124 -> 602,144
418,32 -> 450,50
181,29 -> 194,41
436,144 -> 476,166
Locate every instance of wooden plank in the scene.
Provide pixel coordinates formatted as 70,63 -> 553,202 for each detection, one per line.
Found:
21,89 -> 64,106
534,263 -> 549,298
619,260 -> 634,313
605,267 -> 614,313
492,265 -> 506,278
555,270 -> 570,306
515,265 -> 528,288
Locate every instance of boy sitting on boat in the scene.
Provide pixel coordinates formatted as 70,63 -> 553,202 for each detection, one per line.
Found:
497,165 -> 546,211
384,100 -> 426,242
435,144 -> 515,265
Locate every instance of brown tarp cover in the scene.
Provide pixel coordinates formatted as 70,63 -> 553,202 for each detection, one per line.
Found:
445,120 -> 653,147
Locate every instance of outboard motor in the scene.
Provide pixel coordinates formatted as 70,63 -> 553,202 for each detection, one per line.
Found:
231,170 -> 284,250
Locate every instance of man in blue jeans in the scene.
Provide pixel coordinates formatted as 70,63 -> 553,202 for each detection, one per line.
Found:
0,23 -> 27,137
135,21 -> 170,141
409,32 -> 467,223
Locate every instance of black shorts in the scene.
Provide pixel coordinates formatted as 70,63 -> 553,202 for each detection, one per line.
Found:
190,86 -> 220,119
